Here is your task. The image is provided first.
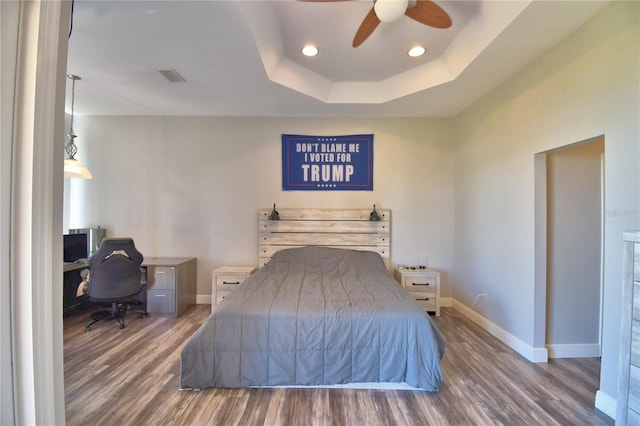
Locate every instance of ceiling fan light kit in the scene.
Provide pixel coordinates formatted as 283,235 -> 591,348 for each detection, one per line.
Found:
374,0 -> 409,23
303,0 -> 452,48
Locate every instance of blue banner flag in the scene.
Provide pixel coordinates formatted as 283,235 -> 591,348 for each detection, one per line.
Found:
281,134 -> 374,191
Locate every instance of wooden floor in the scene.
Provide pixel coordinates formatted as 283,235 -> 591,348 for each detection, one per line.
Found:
64,305 -> 613,426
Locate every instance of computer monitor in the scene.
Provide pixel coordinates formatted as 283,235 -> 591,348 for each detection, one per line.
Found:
63,233 -> 88,263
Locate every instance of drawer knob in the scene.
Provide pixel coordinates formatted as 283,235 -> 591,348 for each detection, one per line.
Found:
222,281 -> 240,285
412,282 -> 431,286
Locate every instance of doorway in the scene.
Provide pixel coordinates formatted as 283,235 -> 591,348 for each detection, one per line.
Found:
536,136 -> 605,358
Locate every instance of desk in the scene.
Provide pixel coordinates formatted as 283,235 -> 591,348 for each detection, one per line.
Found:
63,262 -> 89,313
143,257 -> 197,317
63,257 -> 197,317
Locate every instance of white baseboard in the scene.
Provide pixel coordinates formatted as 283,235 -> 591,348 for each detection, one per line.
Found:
450,299 -> 605,363
196,294 -> 212,305
450,299 -> 601,362
546,343 -> 601,358
451,299 -> 548,363
595,390 -> 616,419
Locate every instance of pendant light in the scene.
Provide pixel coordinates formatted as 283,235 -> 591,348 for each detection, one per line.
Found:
64,74 -> 92,179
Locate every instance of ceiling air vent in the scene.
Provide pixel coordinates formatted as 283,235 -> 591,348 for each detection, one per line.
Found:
158,69 -> 186,83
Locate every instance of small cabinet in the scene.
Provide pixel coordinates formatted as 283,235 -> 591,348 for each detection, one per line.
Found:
212,265 -> 256,311
618,231 -> 640,425
144,257 -> 196,318
394,267 -> 440,316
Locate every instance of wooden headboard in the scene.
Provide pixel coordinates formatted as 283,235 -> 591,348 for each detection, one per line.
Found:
258,208 -> 391,267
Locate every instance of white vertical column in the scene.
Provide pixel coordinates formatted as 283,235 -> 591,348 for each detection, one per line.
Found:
1,0 -> 70,424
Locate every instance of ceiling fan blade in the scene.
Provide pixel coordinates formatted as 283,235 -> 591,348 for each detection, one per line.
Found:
352,7 -> 380,47
405,0 -> 452,29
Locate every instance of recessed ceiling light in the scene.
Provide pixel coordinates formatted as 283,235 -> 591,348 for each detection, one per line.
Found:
408,46 -> 426,57
302,45 -> 319,57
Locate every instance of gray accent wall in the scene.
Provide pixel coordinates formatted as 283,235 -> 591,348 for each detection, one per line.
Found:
546,138 -> 604,348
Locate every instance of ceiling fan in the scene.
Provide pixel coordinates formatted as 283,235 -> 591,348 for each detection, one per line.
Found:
302,0 -> 452,47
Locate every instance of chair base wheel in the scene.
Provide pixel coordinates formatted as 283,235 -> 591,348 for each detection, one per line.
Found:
84,300 -> 146,331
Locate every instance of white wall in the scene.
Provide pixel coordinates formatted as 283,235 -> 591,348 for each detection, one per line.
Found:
453,0 -> 638,414
68,117 -> 455,298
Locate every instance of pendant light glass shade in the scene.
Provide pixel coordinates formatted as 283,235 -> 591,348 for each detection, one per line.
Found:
64,74 -> 92,179
64,158 -> 93,179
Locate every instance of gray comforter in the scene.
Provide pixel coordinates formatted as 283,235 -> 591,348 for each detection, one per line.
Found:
180,247 -> 445,390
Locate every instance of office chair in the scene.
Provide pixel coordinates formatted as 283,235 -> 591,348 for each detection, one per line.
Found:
84,238 -> 146,332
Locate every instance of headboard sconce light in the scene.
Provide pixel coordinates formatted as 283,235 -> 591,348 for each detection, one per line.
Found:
369,204 -> 381,221
268,203 -> 280,221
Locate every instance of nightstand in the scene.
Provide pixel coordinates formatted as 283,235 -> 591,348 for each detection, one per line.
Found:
212,265 -> 257,311
394,267 -> 440,316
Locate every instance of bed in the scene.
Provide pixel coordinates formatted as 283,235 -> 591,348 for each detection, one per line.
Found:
180,209 -> 445,391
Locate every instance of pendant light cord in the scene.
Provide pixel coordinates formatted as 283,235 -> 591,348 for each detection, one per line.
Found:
68,0 -> 74,39
70,76 -> 75,134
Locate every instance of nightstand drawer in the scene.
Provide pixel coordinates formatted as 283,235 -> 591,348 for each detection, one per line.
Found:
147,266 -> 176,290
216,290 -> 233,305
147,289 -> 175,314
630,364 -> 640,413
404,276 -> 437,292
212,265 -> 257,311
216,274 -> 249,288
632,320 -> 640,366
411,292 -> 437,311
